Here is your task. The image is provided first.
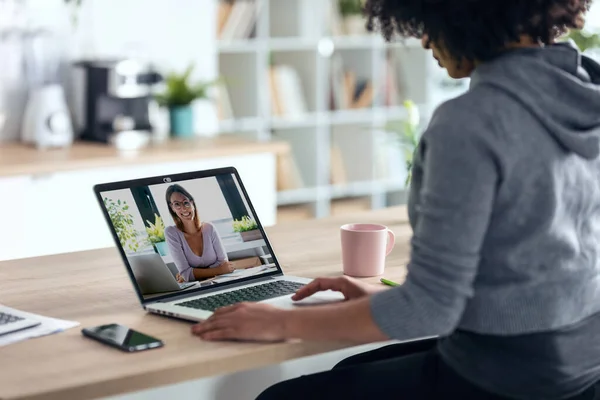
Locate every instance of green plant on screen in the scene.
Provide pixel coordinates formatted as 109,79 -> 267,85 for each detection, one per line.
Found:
145,214 -> 166,244
103,198 -> 146,253
232,216 -> 259,233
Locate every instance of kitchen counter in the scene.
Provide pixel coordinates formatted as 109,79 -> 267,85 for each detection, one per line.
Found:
0,135 -> 289,177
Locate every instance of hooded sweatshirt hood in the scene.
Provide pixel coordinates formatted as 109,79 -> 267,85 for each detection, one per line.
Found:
470,42 -> 600,159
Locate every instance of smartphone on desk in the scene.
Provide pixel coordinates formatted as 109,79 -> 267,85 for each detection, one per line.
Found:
82,323 -> 163,353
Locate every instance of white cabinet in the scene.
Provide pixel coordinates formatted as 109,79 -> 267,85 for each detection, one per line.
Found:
0,176 -> 30,261
0,152 -> 276,261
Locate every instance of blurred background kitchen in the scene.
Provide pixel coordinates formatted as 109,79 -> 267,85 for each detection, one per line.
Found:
0,0 -> 599,262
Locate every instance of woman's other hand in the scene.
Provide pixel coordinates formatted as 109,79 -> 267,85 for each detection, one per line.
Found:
292,276 -> 386,302
215,262 -> 235,276
176,273 -> 185,283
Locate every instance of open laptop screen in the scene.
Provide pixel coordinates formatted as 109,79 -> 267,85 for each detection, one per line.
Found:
97,169 -> 280,302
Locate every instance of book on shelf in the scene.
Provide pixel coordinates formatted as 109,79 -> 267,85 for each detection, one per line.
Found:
218,0 -> 259,41
352,79 -> 374,109
276,151 -> 305,191
330,145 -> 347,185
215,83 -> 234,121
343,71 -> 357,108
269,65 -> 308,118
330,54 -> 347,109
383,51 -> 404,107
330,67 -> 375,110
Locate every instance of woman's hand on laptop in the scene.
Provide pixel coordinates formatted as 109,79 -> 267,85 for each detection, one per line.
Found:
292,276 -> 386,302
192,302 -> 287,342
191,293 -> 390,343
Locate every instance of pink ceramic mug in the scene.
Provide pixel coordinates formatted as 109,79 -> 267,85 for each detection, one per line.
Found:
340,223 -> 396,277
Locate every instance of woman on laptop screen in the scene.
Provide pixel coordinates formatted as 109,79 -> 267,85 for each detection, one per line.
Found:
164,184 -> 234,282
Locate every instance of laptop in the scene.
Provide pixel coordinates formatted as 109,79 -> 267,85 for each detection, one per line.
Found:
94,167 -> 343,322
0,306 -> 41,336
128,252 -> 196,295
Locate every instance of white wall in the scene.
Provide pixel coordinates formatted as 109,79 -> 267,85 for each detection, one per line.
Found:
588,3 -> 600,29
1,0 -> 217,141
151,177 -> 233,228
24,0 -> 216,77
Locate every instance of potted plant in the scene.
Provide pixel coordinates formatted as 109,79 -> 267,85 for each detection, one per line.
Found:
566,29 -> 600,55
145,214 -> 168,256
103,197 -> 148,253
232,216 -> 261,242
384,100 -> 422,187
155,63 -> 217,138
339,0 -> 366,36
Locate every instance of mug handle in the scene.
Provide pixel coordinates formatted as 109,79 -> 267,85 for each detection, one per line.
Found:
385,229 -> 396,256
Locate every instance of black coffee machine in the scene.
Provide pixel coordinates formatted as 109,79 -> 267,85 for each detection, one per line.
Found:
74,59 -> 162,143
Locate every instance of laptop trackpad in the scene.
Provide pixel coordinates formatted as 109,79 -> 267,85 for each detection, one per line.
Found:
263,291 -> 345,309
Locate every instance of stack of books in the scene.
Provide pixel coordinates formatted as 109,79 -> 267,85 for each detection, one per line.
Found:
383,51 -> 404,107
269,65 -> 308,119
217,0 -> 260,41
329,51 -> 404,110
329,54 -> 375,110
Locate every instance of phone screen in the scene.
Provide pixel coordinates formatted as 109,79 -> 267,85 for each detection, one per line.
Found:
83,324 -> 163,351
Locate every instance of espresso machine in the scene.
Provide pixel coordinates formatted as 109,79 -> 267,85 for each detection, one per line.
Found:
74,59 -> 163,143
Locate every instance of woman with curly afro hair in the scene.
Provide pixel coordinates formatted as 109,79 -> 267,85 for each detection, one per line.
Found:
193,1 -> 600,398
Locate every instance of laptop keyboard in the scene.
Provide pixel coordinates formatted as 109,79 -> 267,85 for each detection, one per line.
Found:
176,280 -> 304,312
0,312 -> 24,326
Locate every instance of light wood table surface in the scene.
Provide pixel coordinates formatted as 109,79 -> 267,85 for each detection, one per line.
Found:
0,206 -> 411,400
0,135 -> 289,177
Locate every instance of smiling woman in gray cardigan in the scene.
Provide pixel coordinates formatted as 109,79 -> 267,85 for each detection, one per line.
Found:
191,1 -> 600,399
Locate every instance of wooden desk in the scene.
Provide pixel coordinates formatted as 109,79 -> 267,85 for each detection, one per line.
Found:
0,206 -> 411,400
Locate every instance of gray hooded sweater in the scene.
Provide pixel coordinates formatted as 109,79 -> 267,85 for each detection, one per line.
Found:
370,43 -> 600,399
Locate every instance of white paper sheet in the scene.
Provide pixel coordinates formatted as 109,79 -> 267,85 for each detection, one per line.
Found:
0,304 -> 79,347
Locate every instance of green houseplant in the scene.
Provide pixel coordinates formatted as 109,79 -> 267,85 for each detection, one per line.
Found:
145,214 -> 168,256
232,216 -> 261,242
566,29 -> 600,53
155,63 -> 217,137
338,0 -> 366,35
385,100 -> 422,187
103,197 -> 147,253
339,0 -> 363,17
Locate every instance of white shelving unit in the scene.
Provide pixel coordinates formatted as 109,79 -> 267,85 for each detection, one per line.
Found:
215,0 -> 469,219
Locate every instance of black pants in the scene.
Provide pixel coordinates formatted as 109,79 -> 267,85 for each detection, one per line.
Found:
256,338 -> 598,400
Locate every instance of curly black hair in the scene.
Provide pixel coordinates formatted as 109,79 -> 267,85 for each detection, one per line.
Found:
365,0 -> 592,62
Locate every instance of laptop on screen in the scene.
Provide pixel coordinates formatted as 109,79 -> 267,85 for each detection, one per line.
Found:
94,167 -> 343,322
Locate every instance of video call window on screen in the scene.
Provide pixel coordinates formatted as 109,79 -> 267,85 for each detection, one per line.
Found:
101,173 -> 277,299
